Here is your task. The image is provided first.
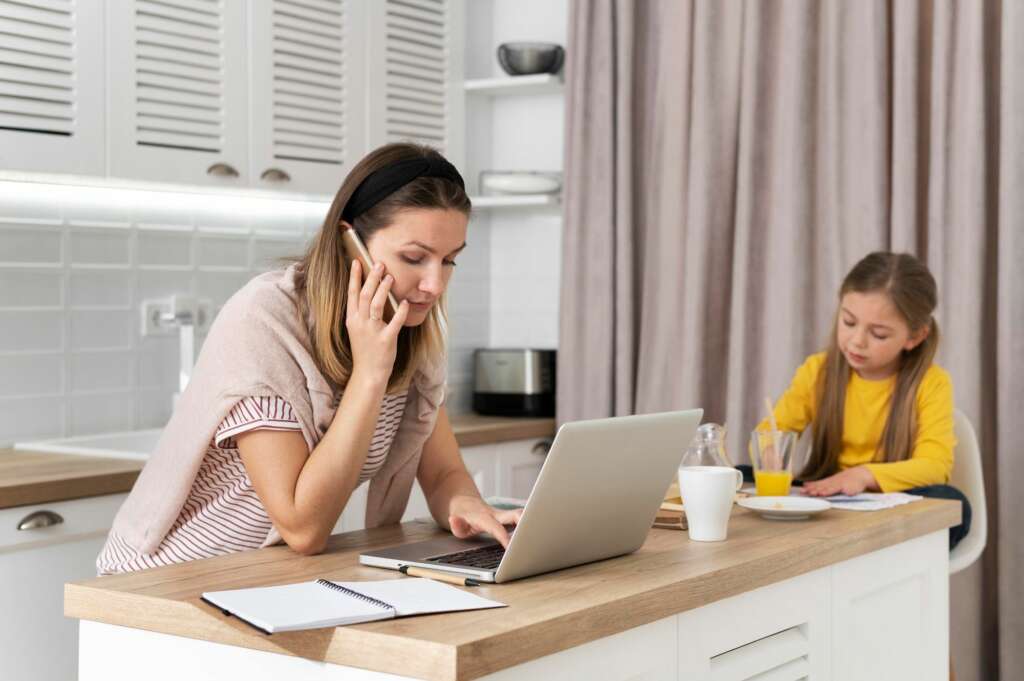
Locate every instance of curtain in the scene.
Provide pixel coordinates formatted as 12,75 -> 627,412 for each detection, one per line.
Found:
559,2 -> 1022,679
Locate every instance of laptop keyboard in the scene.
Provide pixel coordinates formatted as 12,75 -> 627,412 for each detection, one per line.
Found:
427,544 -> 506,570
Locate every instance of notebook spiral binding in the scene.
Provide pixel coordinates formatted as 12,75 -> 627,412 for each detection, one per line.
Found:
316,579 -> 395,612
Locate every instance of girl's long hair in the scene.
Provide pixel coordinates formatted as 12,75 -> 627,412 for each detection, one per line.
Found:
294,143 -> 471,393
801,252 -> 940,480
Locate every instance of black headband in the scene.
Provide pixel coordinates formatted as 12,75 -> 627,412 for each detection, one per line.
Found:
341,156 -> 465,223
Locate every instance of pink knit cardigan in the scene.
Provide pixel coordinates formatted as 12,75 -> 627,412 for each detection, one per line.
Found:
110,264 -> 446,554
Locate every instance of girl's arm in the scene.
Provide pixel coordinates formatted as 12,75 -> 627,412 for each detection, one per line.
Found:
238,260 -> 410,555
417,406 -> 522,548
862,368 -> 956,492
804,368 -> 955,496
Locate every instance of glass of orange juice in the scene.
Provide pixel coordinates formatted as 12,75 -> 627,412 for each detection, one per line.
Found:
750,430 -> 798,496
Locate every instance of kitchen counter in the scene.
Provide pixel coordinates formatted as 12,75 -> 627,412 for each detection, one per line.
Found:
0,415 -> 556,509
0,449 -> 143,509
65,499 -> 959,681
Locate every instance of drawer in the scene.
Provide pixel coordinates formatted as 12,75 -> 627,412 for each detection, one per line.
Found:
0,493 -> 127,552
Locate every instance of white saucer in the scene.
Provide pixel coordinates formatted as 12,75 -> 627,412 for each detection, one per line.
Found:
737,496 -> 831,520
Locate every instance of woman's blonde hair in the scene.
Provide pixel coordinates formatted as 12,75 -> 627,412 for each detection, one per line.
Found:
294,143 -> 471,393
801,252 -> 940,480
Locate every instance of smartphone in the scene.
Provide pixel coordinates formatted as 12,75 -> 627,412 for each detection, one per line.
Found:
341,227 -> 400,320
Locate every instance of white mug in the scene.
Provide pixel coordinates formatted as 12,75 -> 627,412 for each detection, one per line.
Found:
677,465 -> 743,542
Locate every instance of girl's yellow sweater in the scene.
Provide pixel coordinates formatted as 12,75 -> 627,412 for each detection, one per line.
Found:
759,352 -> 956,492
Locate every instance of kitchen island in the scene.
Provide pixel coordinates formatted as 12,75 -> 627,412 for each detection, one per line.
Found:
65,498 -> 958,681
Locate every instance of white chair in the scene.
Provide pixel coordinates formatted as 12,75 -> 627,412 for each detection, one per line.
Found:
949,409 -> 987,574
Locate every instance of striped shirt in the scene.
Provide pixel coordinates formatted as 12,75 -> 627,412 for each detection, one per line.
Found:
97,391 -> 408,575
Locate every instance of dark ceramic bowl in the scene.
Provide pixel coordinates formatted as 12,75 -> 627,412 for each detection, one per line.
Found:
497,42 -> 565,76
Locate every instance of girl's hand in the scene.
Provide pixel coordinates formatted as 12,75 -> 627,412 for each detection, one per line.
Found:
803,466 -> 877,497
346,260 -> 409,385
447,495 -> 523,549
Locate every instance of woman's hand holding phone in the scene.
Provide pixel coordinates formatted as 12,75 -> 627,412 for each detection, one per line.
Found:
346,259 -> 409,386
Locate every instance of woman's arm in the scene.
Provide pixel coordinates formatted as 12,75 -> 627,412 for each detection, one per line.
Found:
417,406 -> 522,548
237,259 -> 409,555
235,371 -> 388,555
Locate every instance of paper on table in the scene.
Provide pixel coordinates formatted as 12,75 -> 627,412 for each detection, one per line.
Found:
825,492 -> 923,511
330,578 -> 504,617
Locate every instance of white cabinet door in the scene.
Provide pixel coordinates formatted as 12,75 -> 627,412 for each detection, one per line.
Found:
107,0 -> 248,186
0,0 -> 104,175
365,0 -> 465,169
248,0 -> 366,195
0,493 -> 126,681
461,443 -> 498,499
494,438 -> 548,500
334,479 -> 368,533
677,566 -> 830,679
830,530 -> 948,681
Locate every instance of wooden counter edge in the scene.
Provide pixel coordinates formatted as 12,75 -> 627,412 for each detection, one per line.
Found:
451,416 -> 555,448
64,583 -> 459,681
0,469 -> 141,509
64,501 -> 959,681
452,500 -> 961,681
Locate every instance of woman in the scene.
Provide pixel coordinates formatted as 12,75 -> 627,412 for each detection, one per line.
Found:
98,143 -> 520,573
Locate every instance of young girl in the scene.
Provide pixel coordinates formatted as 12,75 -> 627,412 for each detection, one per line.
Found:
97,143 -> 520,574
757,251 -> 970,549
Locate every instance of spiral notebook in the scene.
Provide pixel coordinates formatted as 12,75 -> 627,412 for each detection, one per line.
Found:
201,578 -> 505,634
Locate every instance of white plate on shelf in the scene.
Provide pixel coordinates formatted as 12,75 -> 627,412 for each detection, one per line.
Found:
737,496 -> 830,520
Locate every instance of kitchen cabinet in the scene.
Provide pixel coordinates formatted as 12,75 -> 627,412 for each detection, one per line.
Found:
494,438 -> 549,500
3,0 -> 465,194
247,0 -> 365,194
0,0 -> 104,175
106,0 -> 250,186
0,492 -> 127,681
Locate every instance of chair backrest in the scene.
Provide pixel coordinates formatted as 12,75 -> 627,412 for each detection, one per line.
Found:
948,409 -> 987,574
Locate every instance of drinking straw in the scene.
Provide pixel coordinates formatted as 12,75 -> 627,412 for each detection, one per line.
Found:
764,396 -> 782,470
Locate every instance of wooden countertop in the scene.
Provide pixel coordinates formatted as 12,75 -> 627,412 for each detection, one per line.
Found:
0,415 -> 555,510
0,449 -> 144,509
65,499 -> 959,681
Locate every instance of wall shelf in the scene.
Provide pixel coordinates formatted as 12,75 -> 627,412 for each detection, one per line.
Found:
470,194 -> 561,209
464,73 -> 564,97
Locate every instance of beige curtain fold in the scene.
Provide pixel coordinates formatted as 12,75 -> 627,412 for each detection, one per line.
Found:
559,1 -> 1022,679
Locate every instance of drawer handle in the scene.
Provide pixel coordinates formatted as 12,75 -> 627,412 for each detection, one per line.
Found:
206,162 -> 240,178
17,510 -> 64,531
532,440 -> 552,456
260,167 -> 291,182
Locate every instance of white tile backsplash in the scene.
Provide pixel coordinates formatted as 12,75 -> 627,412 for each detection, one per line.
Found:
69,228 -> 132,265
0,172 -> 494,442
0,224 -> 62,264
69,270 -> 133,307
71,350 -> 135,392
252,238 -> 304,270
0,353 -> 62,397
196,270 -> 253,307
197,235 -> 250,268
138,230 -> 193,266
0,270 -> 63,307
137,269 -> 194,301
137,336 -> 179,389
0,311 -> 63,352
69,309 -> 134,350
69,391 -> 136,435
0,395 -> 65,441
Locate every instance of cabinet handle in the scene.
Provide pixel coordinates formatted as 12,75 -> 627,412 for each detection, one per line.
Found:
260,167 -> 291,183
17,510 -> 64,531
206,162 -> 239,178
531,440 -> 552,456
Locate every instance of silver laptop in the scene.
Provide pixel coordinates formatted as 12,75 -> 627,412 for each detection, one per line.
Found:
359,409 -> 703,583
